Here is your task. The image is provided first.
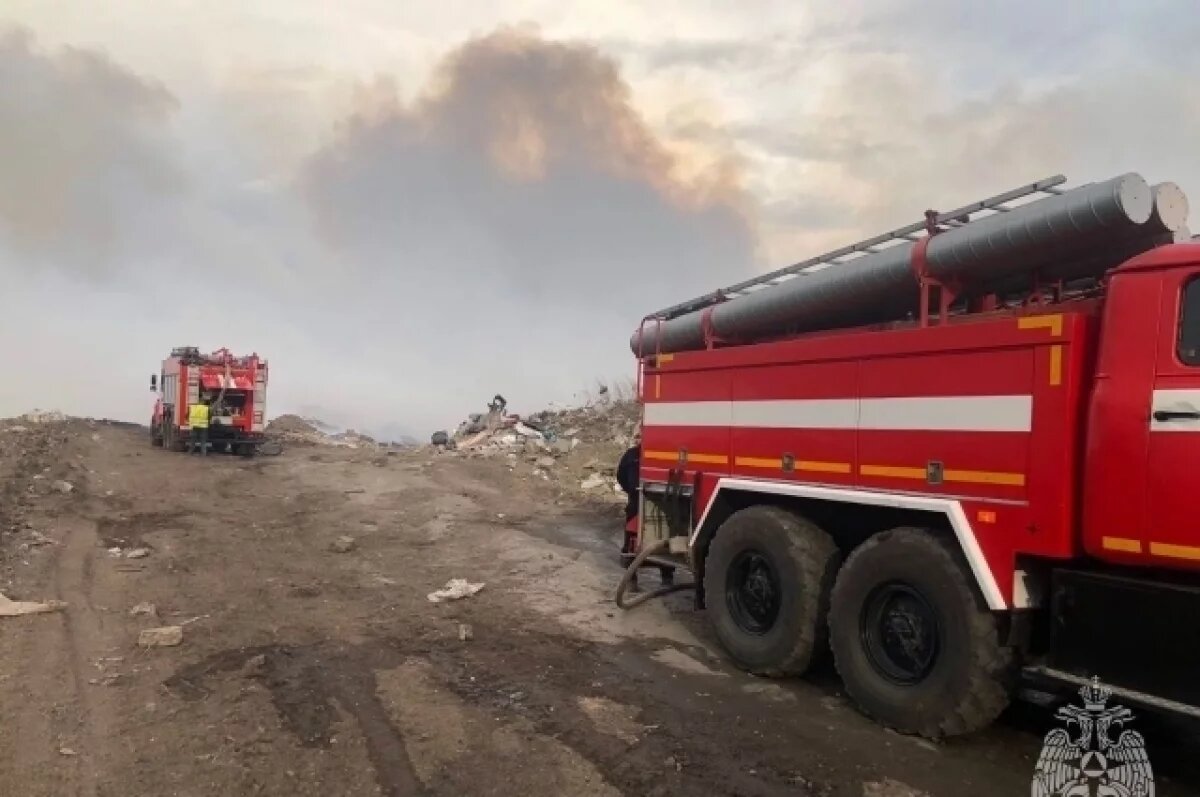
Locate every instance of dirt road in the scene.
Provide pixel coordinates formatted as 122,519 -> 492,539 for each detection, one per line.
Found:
1,420 -> 1197,796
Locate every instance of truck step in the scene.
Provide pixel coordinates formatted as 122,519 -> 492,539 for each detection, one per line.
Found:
1024,665 -> 1200,720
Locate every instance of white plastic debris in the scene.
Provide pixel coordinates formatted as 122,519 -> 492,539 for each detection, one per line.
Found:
0,591 -> 66,617
124,548 -> 150,559
580,473 -> 607,491
52,480 -> 74,494
513,423 -> 543,439
427,579 -> 486,603
129,602 -> 158,618
138,626 -> 183,647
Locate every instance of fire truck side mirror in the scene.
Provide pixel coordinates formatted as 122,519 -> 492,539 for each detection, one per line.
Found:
150,375 -> 157,392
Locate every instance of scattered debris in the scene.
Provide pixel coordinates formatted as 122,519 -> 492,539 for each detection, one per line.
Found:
138,626 -> 184,648
580,473 -> 608,491
578,696 -> 643,745
458,623 -> 474,641
0,591 -> 66,617
427,579 -> 486,603
21,409 -> 67,424
329,535 -> 357,553
862,779 -> 929,797
129,602 -> 158,618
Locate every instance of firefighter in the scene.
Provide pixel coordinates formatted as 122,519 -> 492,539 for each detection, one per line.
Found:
188,396 -> 211,456
616,432 -> 674,589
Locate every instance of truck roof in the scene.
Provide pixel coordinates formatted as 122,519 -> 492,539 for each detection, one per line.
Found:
1116,241 -> 1200,274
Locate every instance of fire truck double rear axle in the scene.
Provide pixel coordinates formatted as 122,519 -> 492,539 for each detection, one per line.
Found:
151,347 -> 268,456
627,172 -> 1199,736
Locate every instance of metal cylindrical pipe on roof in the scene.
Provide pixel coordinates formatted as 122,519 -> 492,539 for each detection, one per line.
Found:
631,173 -> 1160,356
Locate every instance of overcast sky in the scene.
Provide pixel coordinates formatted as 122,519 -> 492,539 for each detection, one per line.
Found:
1,2 -> 1196,439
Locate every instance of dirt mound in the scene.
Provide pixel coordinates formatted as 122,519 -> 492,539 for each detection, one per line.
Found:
266,414 -> 319,435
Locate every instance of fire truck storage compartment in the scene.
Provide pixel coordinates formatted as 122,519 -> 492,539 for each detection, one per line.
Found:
1049,568 -> 1200,707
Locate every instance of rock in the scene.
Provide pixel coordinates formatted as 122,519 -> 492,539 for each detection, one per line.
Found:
458,623 -> 474,641
581,474 -> 608,491
536,456 -> 557,469
124,547 -> 150,559
430,430 -> 449,446
329,535 -> 357,553
129,602 -> 158,618
138,626 -> 183,648
51,480 -> 74,494
58,747 -> 78,757
583,459 -> 602,471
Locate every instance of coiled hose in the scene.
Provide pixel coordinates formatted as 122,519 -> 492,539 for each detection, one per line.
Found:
614,538 -> 696,610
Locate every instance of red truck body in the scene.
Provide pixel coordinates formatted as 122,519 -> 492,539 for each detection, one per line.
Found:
635,235 -> 1200,733
151,347 -> 268,454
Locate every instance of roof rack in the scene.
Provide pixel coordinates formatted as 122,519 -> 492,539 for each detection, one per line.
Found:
648,175 -> 1069,322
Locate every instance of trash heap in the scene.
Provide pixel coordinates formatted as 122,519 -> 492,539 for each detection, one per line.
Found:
432,392 -> 641,496
265,415 -> 381,449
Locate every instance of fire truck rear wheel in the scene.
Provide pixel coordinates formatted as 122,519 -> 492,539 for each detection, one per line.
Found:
828,527 -> 1013,738
704,506 -> 839,677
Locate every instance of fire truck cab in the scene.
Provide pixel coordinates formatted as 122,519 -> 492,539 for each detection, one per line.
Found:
630,174 -> 1200,737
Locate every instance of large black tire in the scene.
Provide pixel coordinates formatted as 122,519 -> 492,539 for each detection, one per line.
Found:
703,506 -> 839,677
828,527 -> 1013,738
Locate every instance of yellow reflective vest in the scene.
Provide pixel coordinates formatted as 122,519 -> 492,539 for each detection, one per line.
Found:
188,403 -> 210,429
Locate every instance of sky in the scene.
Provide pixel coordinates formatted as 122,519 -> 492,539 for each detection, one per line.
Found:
0,2 -> 1196,439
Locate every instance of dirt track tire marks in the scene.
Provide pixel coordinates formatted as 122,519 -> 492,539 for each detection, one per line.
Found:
53,518 -> 121,797
166,643 -> 425,797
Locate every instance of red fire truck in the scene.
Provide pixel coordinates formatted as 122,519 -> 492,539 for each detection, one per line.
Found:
150,347 -> 268,456
629,173 -> 1199,737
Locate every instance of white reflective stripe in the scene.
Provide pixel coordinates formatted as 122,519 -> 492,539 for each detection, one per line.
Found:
643,401 -> 729,427
645,396 -> 1032,433
860,395 -> 1031,433
733,399 -> 858,429
691,478 -> 1007,610
1151,388 -> 1200,432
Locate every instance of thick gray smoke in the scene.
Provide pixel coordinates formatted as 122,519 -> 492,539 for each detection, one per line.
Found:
0,27 -> 759,436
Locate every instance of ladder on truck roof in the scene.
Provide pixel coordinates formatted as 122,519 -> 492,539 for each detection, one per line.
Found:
647,175 -> 1069,322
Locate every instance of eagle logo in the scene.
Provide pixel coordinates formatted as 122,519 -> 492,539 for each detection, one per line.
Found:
1032,677 -> 1154,797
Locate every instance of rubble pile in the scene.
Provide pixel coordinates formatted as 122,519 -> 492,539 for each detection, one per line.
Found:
434,393 -> 641,497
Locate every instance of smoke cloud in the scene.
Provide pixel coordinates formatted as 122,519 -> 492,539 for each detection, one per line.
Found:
0,26 -> 759,437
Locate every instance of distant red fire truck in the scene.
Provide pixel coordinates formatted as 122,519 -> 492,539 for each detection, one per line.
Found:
629,173 -> 1199,736
151,347 -> 268,456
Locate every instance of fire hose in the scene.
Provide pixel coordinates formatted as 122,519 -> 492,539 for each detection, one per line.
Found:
614,538 -> 696,610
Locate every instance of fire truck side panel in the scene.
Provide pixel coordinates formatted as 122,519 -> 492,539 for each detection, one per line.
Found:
642,309 -> 1101,610
728,359 -> 858,486
641,367 -> 732,481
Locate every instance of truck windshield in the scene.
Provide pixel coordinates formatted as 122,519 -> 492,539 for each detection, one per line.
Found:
1181,277 -> 1200,366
